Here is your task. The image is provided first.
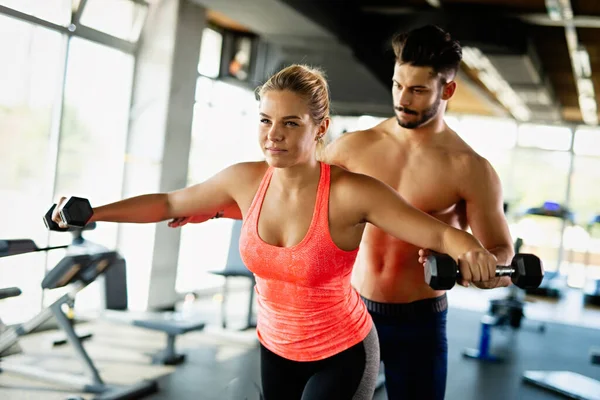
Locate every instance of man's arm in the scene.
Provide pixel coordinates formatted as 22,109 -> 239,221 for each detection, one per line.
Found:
461,155 -> 515,288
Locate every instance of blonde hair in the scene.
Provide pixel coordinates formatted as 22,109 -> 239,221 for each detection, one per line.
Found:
257,64 -> 330,158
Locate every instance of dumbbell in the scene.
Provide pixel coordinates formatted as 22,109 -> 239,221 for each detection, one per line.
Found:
424,253 -> 544,290
43,197 -> 93,231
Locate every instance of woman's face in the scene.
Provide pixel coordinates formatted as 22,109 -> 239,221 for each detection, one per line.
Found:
258,90 -> 326,168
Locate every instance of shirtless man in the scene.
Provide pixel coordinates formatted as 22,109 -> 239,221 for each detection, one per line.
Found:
170,25 -> 514,400
320,25 -> 515,399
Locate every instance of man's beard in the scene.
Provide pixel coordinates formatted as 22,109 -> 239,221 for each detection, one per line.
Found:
395,96 -> 441,129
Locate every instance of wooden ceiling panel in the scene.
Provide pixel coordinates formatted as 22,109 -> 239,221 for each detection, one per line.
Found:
206,9 -> 252,32
577,27 -> 600,108
530,26 -> 579,109
358,0 -> 429,8
448,75 -> 499,115
548,76 -> 579,108
562,106 -> 583,122
440,0 -> 547,12
282,0 -> 600,123
577,27 -> 600,47
572,0 -> 600,16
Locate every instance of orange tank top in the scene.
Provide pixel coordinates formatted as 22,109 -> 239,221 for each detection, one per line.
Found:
239,162 -> 372,362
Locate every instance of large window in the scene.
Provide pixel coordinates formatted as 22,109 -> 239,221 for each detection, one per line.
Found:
0,3 -> 137,322
53,37 -> 133,251
176,74 -> 262,293
570,156 -> 600,225
571,128 -> 600,226
0,0 -> 72,26
0,15 -> 65,324
45,37 -> 133,308
79,0 -> 147,42
509,148 -> 572,212
573,127 -> 600,157
518,123 -> 572,151
447,118 -> 576,277
197,28 -> 222,79
569,128 -> 600,287
176,28 -> 261,293
457,116 -> 518,200
508,125 -> 573,272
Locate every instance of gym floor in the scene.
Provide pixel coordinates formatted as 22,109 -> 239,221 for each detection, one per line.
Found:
1,285 -> 599,400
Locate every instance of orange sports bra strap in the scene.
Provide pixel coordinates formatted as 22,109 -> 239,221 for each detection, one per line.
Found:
314,162 -> 331,229
246,166 -> 274,223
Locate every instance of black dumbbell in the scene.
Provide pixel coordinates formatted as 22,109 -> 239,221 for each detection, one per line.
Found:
43,197 -> 93,231
43,205 -> 68,231
424,253 -> 544,290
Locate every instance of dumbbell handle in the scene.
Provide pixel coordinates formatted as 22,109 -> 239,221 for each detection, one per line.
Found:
496,266 -> 514,276
454,265 -> 514,278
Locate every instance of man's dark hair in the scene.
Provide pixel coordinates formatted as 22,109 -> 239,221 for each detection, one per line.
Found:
392,25 -> 462,81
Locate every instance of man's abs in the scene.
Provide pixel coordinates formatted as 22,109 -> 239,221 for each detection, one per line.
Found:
351,225 -> 446,303
342,124 -> 471,303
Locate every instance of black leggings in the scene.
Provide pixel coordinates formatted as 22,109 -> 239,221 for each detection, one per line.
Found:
260,327 -> 379,400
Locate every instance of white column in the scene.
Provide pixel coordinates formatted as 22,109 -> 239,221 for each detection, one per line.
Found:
119,0 -> 206,310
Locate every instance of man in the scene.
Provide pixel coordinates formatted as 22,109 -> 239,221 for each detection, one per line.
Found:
319,25 -> 514,400
171,25 -> 514,400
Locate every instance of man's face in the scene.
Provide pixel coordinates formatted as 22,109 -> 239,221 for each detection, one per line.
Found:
392,63 -> 445,129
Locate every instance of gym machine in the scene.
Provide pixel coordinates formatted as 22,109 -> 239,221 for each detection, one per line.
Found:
44,197 -> 206,365
0,249 -> 159,399
520,201 -> 574,298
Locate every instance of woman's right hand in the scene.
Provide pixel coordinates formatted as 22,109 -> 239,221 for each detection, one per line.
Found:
168,217 -> 192,228
168,212 -> 223,228
51,196 -> 69,229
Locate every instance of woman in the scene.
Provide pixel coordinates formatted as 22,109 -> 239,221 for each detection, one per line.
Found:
52,64 -> 497,399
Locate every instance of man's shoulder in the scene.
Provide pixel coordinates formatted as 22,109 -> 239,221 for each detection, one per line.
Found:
431,129 -> 496,181
322,120 -> 393,167
453,143 -> 488,168
445,140 -> 497,186
331,119 -> 393,150
440,130 -> 485,163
